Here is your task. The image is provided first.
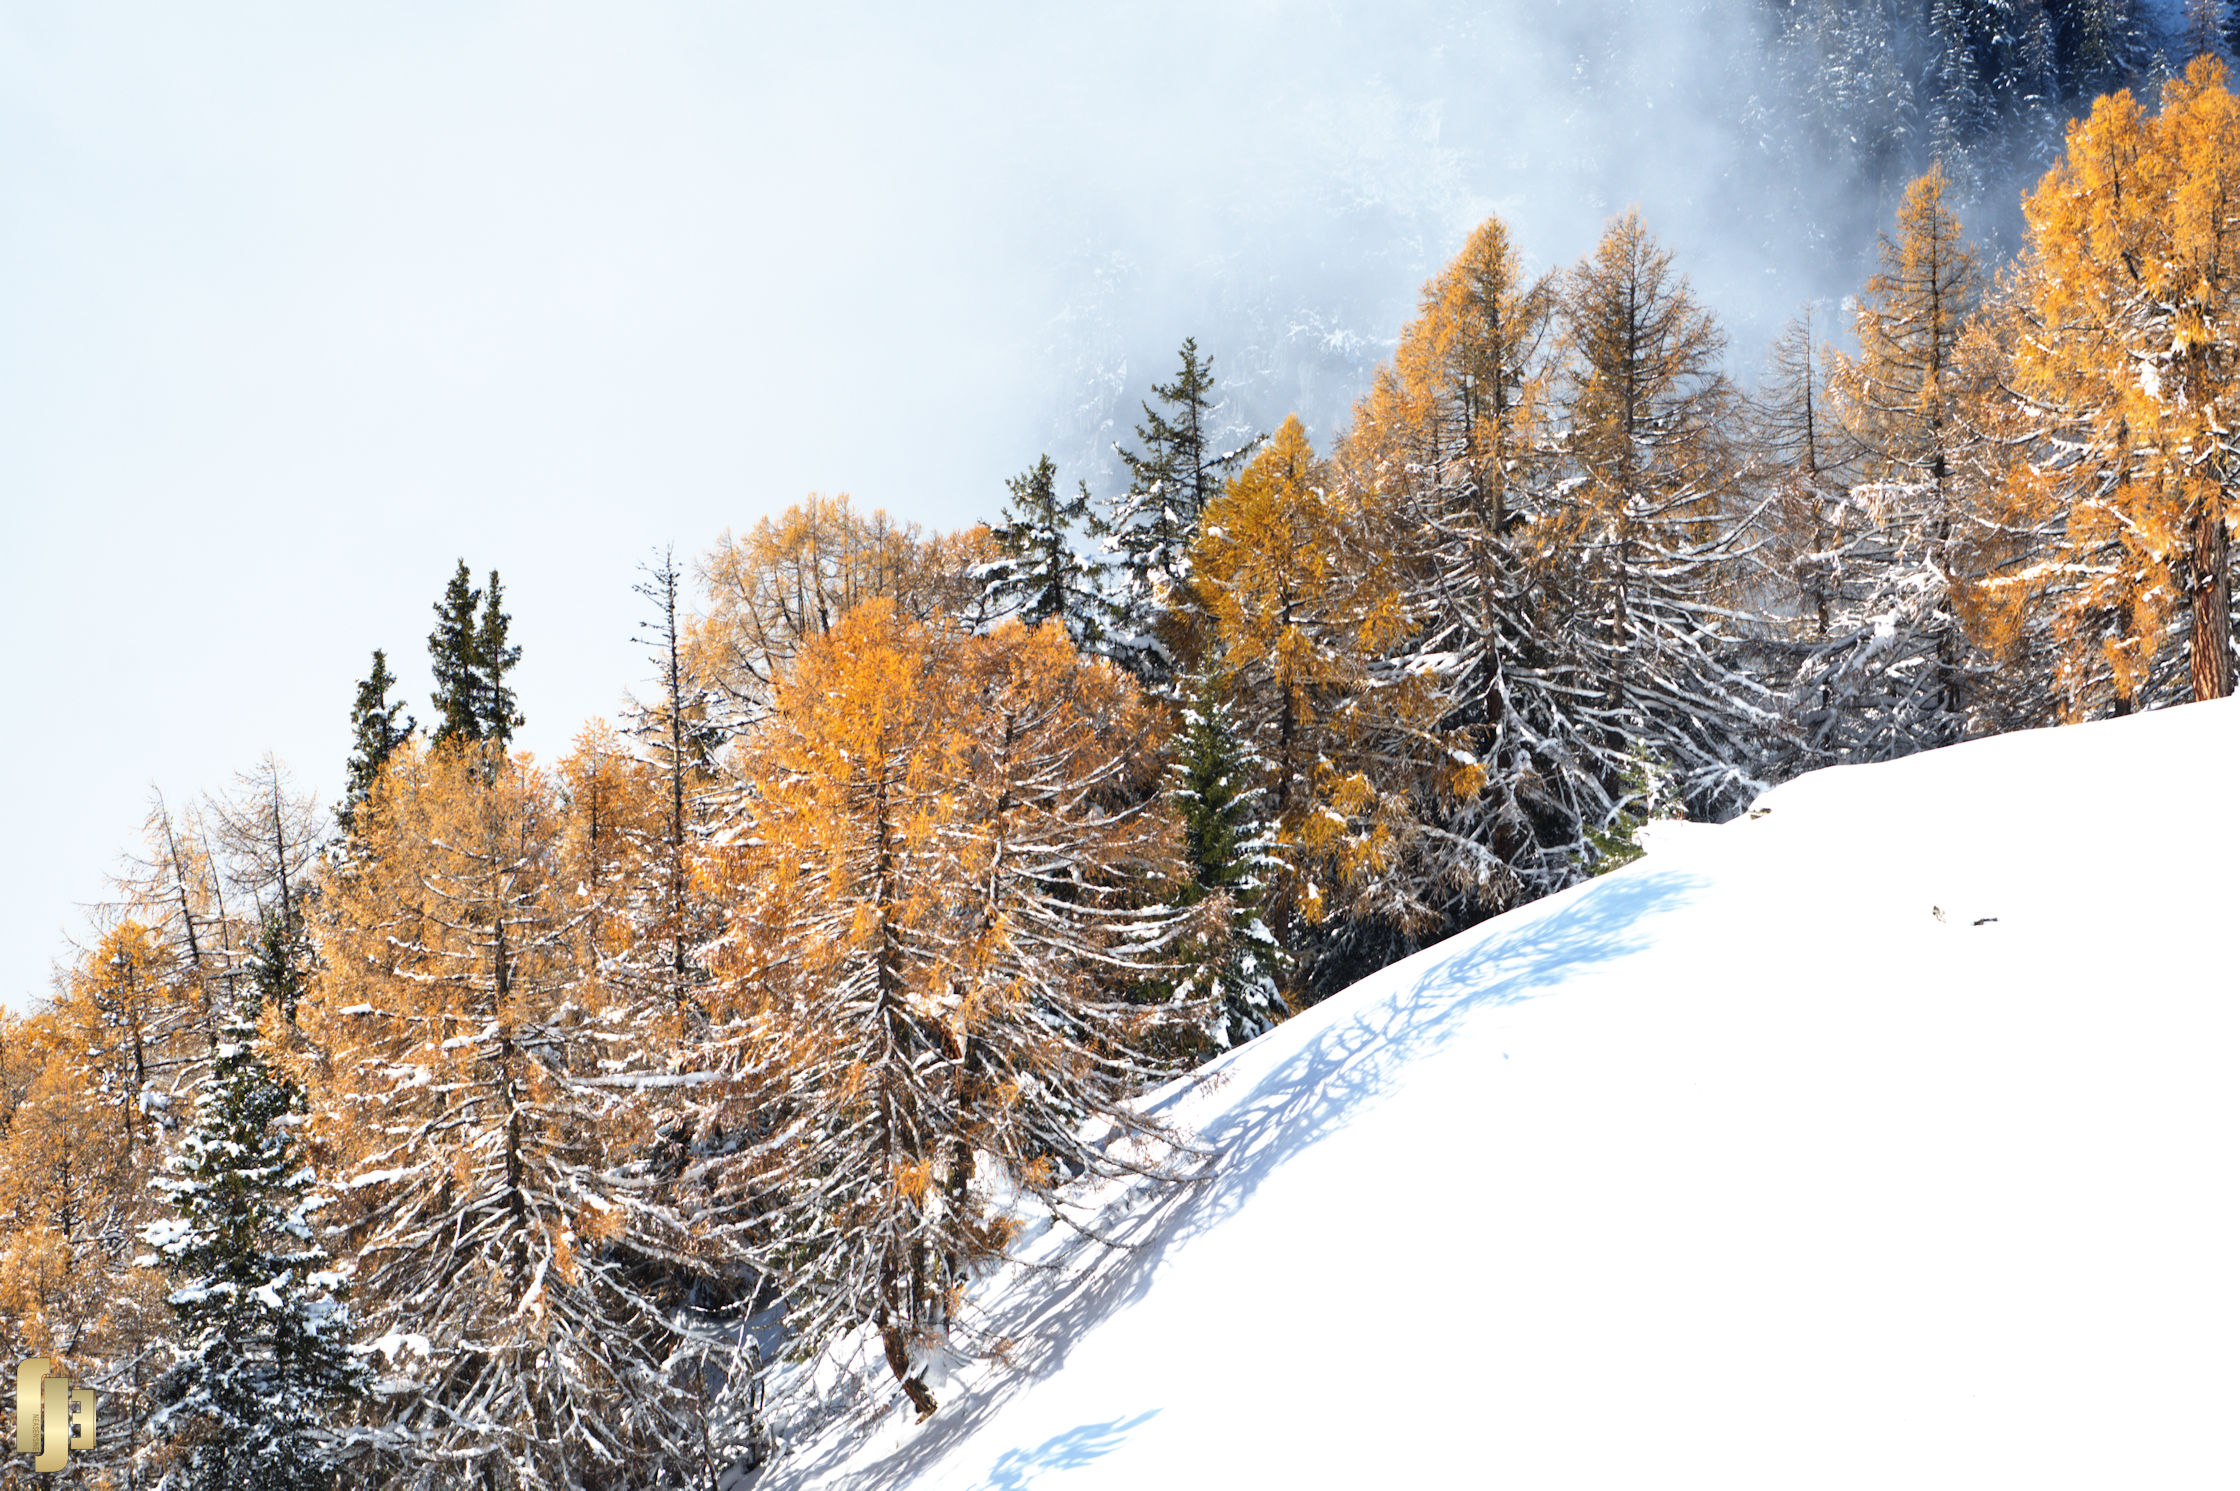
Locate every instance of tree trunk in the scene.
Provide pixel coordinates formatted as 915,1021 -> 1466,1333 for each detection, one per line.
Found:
870,772 -> 937,1420
659,551 -> 693,1006
879,1320 -> 938,1418
2189,495 -> 2233,701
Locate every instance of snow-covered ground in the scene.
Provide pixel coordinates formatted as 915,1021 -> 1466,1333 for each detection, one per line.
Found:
759,700 -> 2240,1489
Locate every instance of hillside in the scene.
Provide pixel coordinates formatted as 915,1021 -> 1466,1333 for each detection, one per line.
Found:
761,699 -> 2240,1489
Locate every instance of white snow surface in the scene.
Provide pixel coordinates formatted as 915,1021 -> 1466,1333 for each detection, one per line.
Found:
763,701 -> 2240,1489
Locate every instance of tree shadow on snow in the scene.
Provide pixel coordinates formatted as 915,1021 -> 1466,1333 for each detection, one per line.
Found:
758,868 -> 1702,1489
975,1411 -> 1161,1489
1159,866 -> 1705,1240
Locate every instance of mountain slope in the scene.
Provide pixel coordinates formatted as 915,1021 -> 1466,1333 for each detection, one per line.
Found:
761,700 -> 2240,1490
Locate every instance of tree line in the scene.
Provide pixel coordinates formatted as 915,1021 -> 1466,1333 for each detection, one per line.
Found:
9,55 -> 2240,1491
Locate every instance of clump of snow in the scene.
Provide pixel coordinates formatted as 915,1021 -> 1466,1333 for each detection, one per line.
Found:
758,700 -> 2240,1490
360,1330 -> 432,1365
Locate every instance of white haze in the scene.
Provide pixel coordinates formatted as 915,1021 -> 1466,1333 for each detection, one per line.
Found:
0,1 -> 1990,1004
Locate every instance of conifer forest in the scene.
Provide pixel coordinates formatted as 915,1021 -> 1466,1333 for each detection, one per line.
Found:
13,5 -> 2240,1488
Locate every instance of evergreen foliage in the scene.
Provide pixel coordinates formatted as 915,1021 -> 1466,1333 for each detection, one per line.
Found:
1166,673 -> 1287,1050
426,561 -> 481,748
473,569 -> 524,747
1758,0 -> 2153,240
426,561 -> 523,749
339,650 -> 413,839
1583,750 -> 1685,875
140,913 -> 362,1491
981,454 -> 1108,648
1103,339 -> 1259,686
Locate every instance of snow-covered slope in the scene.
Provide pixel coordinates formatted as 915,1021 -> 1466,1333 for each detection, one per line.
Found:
762,701 -> 2240,1490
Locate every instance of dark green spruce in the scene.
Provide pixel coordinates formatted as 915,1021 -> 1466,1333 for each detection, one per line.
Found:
472,569 -> 523,747
338,649 -> 414,838
984,455 -> 1108,648
1105,339 -> 1259,686
1166,671 -> 1287,1051
426,560 -> 523,750
141,913 -> 363,1491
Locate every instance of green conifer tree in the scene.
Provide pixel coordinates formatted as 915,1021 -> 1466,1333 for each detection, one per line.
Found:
338,649 -> 414,837
141,914 -> 363,1491
427,561 -> 524,750
1584,749 -> 1685,875
472,568 -> 523,747
1104,339 -> 1260,685
1166,672 -> 1287,1049
427,560 -> 484,748
984,455 -> 1107,647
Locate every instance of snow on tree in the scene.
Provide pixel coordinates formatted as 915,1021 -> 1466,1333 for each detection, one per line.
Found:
1193,414 -> 1464,995
64,922 -> 203,1157
979,454 -> 1109,650
1581,745 -> 1687,875
0,924 -> 204,1486
113,790 -> 242,1013
1758,0 -> 2151,244
2062,0 -> 2156,102
140,912 -> 364,1491
1163,670 -> 1288,1051
542,718 -> 775,1482
299,740 -> 754,1488
621,548 -> 723,1014
1818,163 -> 1999,753
2183,0 -> 2231,62
1332,213 -> 1609,940
1748,306 -> 1863,646
697,602 -> 1190,1419
1551,208 -> 1775,819
1749,299 -> 1973,765
207,754 -> 324,942
688,495 -> 999,733
1990,58 -> 2240,714
1101,339 -> 1260,688
554,722 -> 683,1015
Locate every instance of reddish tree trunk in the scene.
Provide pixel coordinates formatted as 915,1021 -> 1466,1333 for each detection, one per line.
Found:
880,1323 -> 938,1418
2190,497 -> 2234,702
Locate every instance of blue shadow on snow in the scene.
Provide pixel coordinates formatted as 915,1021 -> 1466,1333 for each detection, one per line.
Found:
754,867 -> 1703,1490
976,1411 -> 1161,1490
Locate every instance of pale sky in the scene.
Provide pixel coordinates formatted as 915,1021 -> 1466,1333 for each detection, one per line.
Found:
2,0 -> 1836,1007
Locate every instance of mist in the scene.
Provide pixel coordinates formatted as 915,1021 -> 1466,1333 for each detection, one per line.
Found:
0,0 -> 2086,1005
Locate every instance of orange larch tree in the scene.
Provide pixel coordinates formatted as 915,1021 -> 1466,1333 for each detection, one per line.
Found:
1332,214 -> 1602,944
689,494 -> 997,733
698,602 -> 1188,1418
1194,414 -> 1460,991
1552,208 -> 1770,816
300,741 -> 742,1487
1998,57 -> 2240,712
1818,163 -> 2004,749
